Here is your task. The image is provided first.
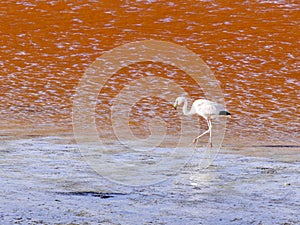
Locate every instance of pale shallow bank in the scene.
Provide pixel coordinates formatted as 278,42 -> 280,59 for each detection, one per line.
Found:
0,135 -> 299,225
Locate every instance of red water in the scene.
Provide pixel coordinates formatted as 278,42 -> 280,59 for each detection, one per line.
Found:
0,1 -> 299,146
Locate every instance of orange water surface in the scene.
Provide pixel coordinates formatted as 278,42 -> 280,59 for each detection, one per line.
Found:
0,0 -> 299,146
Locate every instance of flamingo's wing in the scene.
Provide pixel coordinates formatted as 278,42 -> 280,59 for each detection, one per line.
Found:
194,99 -> 225,118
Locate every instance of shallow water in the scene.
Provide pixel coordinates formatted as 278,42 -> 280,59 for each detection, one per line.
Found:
0,136 -> 299,224
1,1 -> 299,146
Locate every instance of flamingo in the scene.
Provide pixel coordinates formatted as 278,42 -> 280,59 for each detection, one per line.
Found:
173,96 -> 231,147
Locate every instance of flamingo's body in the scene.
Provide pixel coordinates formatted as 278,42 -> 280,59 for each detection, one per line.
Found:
173,97 -> 231,147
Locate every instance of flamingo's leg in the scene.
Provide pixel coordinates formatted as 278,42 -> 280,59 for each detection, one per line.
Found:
192,129 -> 210,145
193,119 -> 213,148
192,119 -> 210,145
208,119 -> 212,148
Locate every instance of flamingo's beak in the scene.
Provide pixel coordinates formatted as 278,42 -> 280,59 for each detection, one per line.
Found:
173,104 -> 177,110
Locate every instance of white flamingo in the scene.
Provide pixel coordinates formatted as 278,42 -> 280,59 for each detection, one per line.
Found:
173,96 -> 231,147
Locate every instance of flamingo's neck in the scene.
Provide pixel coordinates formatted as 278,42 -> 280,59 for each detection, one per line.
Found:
182,98 -> 196,116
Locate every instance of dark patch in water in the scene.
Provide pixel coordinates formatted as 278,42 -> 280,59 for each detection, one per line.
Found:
56,191 -> 126,199
256,167 -> 277,174
253,145 -> 300,148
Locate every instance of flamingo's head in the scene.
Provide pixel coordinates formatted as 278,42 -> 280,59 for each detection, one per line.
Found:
173,96 -> 186,110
